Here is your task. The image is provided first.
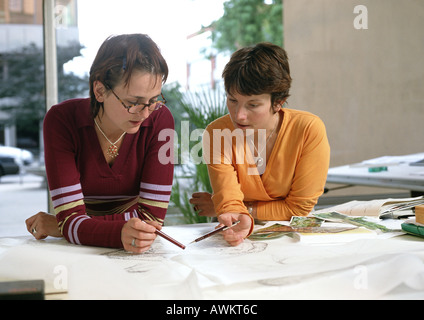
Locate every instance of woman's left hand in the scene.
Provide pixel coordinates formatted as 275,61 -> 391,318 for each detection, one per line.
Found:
217,213 -> 253,246
25,212 -> 62,240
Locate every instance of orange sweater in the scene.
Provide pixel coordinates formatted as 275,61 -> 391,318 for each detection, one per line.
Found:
203,108 -> 330,221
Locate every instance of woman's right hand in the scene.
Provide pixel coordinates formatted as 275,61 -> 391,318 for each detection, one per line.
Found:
190,192 -> 216,217
25,212 -> 62,240
121,218 -> 161,253
218,213 -> 253,246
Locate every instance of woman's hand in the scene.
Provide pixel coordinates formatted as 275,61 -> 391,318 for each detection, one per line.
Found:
218,213 -> 253,246
190,192 -> 216,217
25,212 -> 62,240
121,218 -> 161,254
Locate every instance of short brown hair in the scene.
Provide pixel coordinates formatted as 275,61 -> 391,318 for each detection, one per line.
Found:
89,34 -> 168,118
222,42 -> 292,106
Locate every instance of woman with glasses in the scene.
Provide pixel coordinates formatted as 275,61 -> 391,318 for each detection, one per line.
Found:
25,34 -> 174,253
190,43 -> 330,246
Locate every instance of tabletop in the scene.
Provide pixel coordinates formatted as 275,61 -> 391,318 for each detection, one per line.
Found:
327,153 -> 424,192
1,222 -> 424,300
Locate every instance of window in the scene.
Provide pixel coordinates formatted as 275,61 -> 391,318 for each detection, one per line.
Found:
9,0 -> 23,13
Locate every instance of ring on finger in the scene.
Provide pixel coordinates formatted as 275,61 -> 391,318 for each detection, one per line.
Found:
32,228 -> 37,234
131,238 -> 136,247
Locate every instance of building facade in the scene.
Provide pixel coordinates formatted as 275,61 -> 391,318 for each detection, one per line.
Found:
0,0 -> 79,147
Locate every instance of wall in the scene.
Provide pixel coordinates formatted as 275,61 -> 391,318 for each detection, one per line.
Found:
283,0 -> 424,168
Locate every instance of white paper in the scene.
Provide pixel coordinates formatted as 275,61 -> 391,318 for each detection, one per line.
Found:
2,223 -> 424,299
314,196 -> 423,217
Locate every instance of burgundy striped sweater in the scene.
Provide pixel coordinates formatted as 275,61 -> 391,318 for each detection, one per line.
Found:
43,98 -> 174,248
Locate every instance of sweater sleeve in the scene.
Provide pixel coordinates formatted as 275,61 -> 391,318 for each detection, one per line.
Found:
256,116 -> 330,220
203,125 -> 255,235
136,107 -> 174,225
44,105 -> 126,247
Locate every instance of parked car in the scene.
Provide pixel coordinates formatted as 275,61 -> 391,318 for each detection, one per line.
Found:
0,156 -> 20,177
0,145 -> 34,166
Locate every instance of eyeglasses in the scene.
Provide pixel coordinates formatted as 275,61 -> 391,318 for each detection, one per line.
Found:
106,85 -> 167,114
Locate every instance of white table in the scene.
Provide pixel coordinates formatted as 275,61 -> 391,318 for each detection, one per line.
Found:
1,222 -> 424,301
327,153 -> 424,193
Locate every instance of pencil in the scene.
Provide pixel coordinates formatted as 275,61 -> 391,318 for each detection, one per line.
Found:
189,221 -> 241,244
142,221 -> 186,250
155,228 -> 186,250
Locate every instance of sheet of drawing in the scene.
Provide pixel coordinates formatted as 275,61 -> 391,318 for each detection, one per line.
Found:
103,223 -> 424,290
200,252 -> 424,300
314,199 -> 388,216
101,223 -> 271,288
0,239 -> 113,295
314,196 -> 424,216
88,232 -> 424,299
2,223 -> 424,299
172,238 -> 424,288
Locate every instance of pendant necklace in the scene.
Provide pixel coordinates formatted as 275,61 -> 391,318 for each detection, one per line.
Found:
94,119 -> 126,158
250,117 -> 279,167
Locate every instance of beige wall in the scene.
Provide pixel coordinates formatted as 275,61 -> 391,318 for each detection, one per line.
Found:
284,0 -> 424,168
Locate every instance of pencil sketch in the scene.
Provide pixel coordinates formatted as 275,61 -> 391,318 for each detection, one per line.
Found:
102,230 -> 268,274
258,270 -> 335,287
104,236 -> 267,260
187,237 -> 268,257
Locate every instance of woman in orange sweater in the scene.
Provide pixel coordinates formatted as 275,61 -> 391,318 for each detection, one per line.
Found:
190,43 -> 330,246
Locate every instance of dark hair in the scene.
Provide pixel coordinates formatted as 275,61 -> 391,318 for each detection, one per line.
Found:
89,34 -> 169,118
222,42 -> 292,106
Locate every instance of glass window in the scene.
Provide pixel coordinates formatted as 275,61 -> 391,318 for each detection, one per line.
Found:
0,0 -> 228,236
9,0 -> 23,13
0,0 -> 81,237
23,0 -> 35,15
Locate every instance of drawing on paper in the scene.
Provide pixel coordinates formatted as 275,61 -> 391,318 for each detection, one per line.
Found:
100,224 -> 269,274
